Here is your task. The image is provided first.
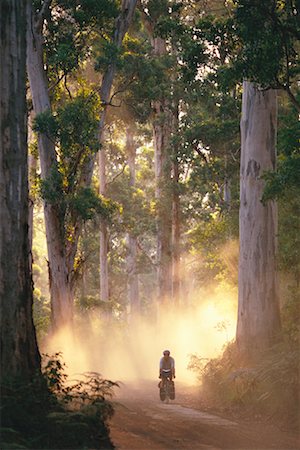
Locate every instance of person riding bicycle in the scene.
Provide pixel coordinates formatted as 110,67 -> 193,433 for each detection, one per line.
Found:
159,350 -> 175,381
158,350 -> 175,401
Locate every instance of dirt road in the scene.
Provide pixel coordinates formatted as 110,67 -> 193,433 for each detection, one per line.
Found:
109,382 -> 300,450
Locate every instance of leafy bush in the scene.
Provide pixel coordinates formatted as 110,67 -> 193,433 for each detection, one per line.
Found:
0,354 -> 117,449
189,338 -> 300,428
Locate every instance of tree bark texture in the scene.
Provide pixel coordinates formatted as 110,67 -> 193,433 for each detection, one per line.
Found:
237,81 -> 281,356
152,36 -> 173,305
99,148 -> 109,304
172,105 -> 181,306
28,109 -> 37,267
125,128 -> 140,316
0,0 -> 40,379
26,1 -> 73,330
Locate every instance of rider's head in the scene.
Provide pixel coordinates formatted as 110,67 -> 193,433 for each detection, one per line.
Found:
163,350 -> 170,357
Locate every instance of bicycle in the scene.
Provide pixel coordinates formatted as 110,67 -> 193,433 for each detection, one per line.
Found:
159,369 -> 175,403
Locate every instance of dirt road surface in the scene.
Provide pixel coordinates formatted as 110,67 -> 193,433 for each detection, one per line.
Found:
109,382 -> 300,450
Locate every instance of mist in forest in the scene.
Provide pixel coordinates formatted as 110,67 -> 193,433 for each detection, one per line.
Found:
44,288 -> 237,386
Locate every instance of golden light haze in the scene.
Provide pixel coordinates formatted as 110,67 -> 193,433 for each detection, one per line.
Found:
44,288 -> 237,386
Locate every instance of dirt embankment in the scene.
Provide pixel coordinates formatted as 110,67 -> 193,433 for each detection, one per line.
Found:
109,382 -> 300,450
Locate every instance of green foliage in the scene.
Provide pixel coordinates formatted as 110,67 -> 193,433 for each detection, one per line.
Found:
34,91 -> 118,226
94,40 -> 123,72
0,354 -> 116,449
43,0 -> 118,78
187,214 -> 230,283
229,0 -> 299,90
189,337 -> 300,427
155,15 -> 207,83
262,102 -> 300,283
33,290 -> 51,341
57,90 -> 100,154
194,1 -> 300,96
234,0 -> 284,85
39,166 -> 65,208
262,151 -> 300,201
33,109 -> 58,137
241,1 -> 298,83
70,188 -> 118,221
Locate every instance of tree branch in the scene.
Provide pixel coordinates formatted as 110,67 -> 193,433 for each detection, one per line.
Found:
107,163 -> 127,185
137,239 -> 157,267
194,147 -> 208,163
35,0 -> 52,31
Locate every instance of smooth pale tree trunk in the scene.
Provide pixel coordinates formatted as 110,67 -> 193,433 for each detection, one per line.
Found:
28,110 -> 37,261
125,128 -> 140,317
96,0 -> 137,313
0,0 -> 40,379
152,35 -> 173,305
99,148 -> 109,306
237,81 -> 281,357
26,1 -> 73,330
141,11 -> 173,306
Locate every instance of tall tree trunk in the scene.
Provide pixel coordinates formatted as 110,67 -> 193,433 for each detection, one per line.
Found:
152,36 -> 173,305
26,1 -> 73,330
96,0 -> 137,313
237,81 -> 281,357
0,0 -> 40,379
223,155 -> 231,208
125,128 -> 140,317
99,148 -> 109,305
172,104 -> 181,306
172,155 -> 181,306
28,109 -> 37,262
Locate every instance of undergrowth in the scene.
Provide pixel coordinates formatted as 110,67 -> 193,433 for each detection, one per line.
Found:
0,353 -> 118,449
189,291 -> 300,430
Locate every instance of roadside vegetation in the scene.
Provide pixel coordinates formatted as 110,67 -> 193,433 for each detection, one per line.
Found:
1,354 -> 117,449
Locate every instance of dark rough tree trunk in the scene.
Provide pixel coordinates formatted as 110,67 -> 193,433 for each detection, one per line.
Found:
0,0 -> 40,379
172,105 -> 181,306
237,81 -> 282,358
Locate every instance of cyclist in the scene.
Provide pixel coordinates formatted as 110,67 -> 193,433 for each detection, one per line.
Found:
158,350 -> 175,401
159,349 -> 175,381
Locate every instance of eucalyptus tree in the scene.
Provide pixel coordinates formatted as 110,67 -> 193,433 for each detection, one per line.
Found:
94,0 -> 137,312
156,2 -> 241,293
233,0 -> 300,355
137,0 -> 174,306
125,125 -> 140,316
133,0 -> 212,307
1,0 -> 40,378
27,0 -> 136,329
237,82 -> 281,356
188,0 -> 298,355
